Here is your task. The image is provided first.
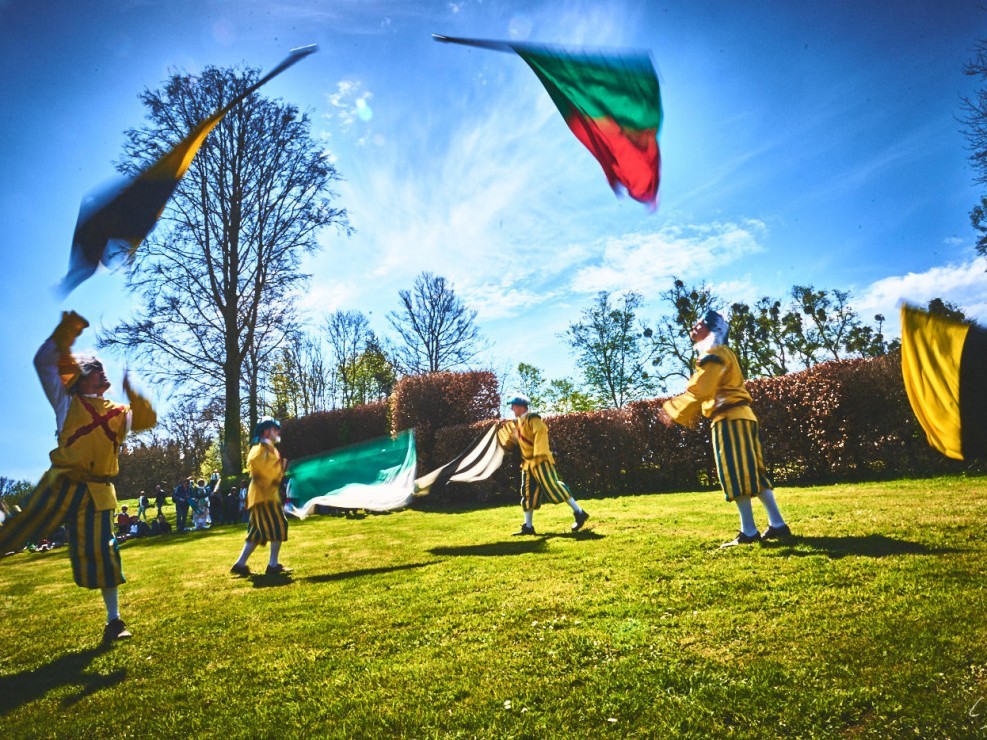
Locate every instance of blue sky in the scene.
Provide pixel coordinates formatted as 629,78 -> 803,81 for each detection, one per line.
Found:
1,0 -> 984,481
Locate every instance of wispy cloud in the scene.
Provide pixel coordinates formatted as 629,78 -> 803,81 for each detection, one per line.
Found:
569,219 -> 768,294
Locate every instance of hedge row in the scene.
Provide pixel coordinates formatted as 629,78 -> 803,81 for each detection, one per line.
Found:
280,402 -> 389,462
389,371 -> 500,471
419,352 -> 967,508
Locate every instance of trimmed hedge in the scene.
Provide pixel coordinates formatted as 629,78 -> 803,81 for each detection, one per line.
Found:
390,371 -> 500,471
280,402 -> 389,461
282,355 -> 972,509
418,352 -> 969,508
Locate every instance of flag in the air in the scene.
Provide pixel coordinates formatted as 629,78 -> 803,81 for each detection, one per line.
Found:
414,424 -> 506,496
59,45 -> 318,296
900,304 -> 987,461
435,35 -> 663,207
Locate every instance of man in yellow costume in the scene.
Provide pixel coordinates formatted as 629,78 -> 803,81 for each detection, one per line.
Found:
230,417 -> 289,576
499,395 -> 589,536
0,311 -> 156,641
661,310 -> 791,548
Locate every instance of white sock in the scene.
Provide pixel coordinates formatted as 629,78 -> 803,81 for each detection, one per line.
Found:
734,496 -> 759,537
236,541 -> 258,566
102,587 -> 120,623
269,541 -> 282,567
524,510 -> 534,527
758,489 -> 786,528
566,497 -> 583,514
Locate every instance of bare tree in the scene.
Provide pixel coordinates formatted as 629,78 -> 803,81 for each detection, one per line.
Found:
98,65 -> 349,476
387,272 -> 488,374
265,330 -> 331,419
960,38 -> 987,264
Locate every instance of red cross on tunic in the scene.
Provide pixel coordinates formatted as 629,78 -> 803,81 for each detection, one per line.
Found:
65,397 -> 125,452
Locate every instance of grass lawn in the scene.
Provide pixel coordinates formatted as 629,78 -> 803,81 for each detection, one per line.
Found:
2,475 -> 987,738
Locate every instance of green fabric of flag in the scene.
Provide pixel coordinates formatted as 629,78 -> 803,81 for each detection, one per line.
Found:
285,430 -> 417,518
512,43 -> 662,205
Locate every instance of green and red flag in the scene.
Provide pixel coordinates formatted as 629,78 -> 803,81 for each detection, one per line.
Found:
435,35 -> 663,207
59,45 -> 318,296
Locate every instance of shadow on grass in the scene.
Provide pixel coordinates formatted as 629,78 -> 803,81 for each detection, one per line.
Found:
299,561 -> 438,584
0,645 -> 126,715
430,540 -> 548,557
250,573 -> 295,589
430,530 -> 605,558
763,534 -> 962,559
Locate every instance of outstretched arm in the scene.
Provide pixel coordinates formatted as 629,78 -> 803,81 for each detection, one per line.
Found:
34,311 -> 89,432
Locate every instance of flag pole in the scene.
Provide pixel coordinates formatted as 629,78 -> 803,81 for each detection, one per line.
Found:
432,34 -> 515,53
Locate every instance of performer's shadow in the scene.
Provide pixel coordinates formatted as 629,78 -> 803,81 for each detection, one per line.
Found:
299,561 -> 438,584
431,531 -> 605,558
251,573 -> 295,589
0,645 -> 126,715
761,534 -> 962,559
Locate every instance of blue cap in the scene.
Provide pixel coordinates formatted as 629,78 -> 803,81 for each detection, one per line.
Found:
251,417 -> 281,443
506,394 -> 530,407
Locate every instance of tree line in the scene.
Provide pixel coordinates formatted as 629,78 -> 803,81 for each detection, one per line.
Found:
9,30 -> 985,495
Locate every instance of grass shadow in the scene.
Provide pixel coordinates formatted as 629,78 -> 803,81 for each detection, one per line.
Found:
430,540 -> 549,557
762,534 -> 963,559
250,573 -> 295,589
299,561 -> 438,584
543,530 -> 606,542
0,645 -> 126,715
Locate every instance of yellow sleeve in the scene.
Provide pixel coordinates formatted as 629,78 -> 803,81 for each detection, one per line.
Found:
663,357 -> 725,428
51,311 -> 89,353
496,421 -> 517,449
124,376 -> 157,433
529,416 -> 552,459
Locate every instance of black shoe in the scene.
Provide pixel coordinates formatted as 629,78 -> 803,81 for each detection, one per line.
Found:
572,510 -> 590,532
720,531 -> 761,548
512,524 -> 537,536
103,618 -> 132,642
230,563 -> 251,576
761,524 -> 792,540
265,563 -> 291,575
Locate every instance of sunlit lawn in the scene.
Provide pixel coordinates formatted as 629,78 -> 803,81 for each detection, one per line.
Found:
2,475 -> 987,738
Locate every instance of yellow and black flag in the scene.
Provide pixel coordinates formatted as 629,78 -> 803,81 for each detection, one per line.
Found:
900,303 -> 987,461
59,45 -> 318,296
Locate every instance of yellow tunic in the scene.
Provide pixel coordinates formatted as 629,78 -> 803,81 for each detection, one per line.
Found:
501,413 -> 555,471
663,345 -> 758,428
47,392 -> 157,512
247,440 -> 283,509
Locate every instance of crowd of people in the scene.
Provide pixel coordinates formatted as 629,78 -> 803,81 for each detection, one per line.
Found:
114,475 -> 251,540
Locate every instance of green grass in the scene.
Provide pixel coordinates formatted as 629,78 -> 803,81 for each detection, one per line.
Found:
2,476 -> 987,738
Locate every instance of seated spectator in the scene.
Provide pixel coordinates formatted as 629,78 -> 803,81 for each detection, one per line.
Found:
50,525 -> 67,547
116,506 -> 131,537
151,513 -> 172,535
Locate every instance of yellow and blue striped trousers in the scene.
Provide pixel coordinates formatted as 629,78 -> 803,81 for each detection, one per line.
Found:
711,418 -> 773,502
0,471 -> 124,589
520,460 -> 572,511
246,500 -> 288,545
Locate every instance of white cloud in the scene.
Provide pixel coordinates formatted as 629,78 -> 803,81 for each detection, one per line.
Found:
857,256 -> 987,337
324,81 -> 376,136
569,219 -> 768,294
